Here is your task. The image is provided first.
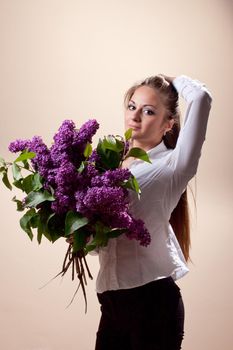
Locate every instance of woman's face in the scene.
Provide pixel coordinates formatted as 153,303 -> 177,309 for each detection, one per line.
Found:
124,85 -> 174,151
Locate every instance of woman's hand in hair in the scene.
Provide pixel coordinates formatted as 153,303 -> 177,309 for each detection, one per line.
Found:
158,74 -> 176,84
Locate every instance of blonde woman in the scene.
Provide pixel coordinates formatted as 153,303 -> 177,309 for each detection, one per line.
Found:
95,74 -> 212,350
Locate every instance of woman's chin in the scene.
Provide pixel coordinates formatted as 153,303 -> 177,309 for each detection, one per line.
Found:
131,129 -> 141,138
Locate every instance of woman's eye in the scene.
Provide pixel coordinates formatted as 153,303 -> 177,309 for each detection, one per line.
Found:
128,104 -> 136,111
143,109 -> 155,116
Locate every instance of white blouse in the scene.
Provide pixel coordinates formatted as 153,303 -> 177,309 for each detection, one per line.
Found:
95,75 -> 212,293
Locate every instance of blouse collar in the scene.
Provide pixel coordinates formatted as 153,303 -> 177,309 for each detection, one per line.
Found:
129,140 -> 168,169
147,140 -> 168,159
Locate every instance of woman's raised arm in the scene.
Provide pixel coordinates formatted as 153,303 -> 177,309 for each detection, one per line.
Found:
171,75 -> 212,179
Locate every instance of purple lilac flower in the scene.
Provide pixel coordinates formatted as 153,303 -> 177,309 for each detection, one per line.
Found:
50,120 -> 99,168
91,168 -> 131,187
8,139 -> 30,153
75,186 -> 129,218
51,190 -> 76,214
88,149 -> 100,163
75,190 -> 88,215
8,136 -> 52,179
50,160 -> 79,214
126,217 -> 151,247
8,119 -> 150,247
106,211 -> 151,247
55,160 -> 77,186
53,120 -> 76,147
28,136 -> 52,177
103,169 -> 131,186
45,168 -> 57,188
50,144 -> 71,167
90,175 -> 103,188
73,163 -> 99,191
104,210 -> 131,229
50,120 -> 76,167
83,186 -> 128,213
83,163 -> 99,180
73,119 -> 99,147
124,141 -> 130,155
51,192 -> 76,214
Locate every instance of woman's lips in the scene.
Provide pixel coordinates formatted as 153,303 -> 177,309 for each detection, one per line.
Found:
128,125 -> 141,130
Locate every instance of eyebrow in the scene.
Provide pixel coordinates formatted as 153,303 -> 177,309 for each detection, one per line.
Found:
130,99 -> 158,109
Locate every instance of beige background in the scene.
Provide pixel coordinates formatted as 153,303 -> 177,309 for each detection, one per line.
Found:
0,0 -> 232,349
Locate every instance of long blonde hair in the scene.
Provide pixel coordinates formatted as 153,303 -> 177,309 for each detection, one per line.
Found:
124,75 -> 191,261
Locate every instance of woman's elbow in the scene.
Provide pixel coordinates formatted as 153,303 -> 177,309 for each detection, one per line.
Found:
195,88 -> 213,107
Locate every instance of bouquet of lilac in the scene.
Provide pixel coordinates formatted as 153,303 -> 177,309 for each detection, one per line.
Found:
0,119 -> 151,311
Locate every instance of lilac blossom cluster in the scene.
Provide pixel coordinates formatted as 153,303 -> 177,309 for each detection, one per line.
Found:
8,119 -> 151,247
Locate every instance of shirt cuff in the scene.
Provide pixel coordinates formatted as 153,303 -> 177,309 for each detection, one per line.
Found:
172,75 -> 211,103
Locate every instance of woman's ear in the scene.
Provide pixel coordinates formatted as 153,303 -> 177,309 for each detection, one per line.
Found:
164,118 -> 175,135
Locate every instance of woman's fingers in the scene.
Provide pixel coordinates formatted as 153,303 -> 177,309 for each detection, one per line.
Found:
158,74 -> 176,83
66,235 -> 74,244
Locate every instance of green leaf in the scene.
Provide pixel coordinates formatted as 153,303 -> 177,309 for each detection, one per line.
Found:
90,222 -> 110,247
1,169 -> 12,190
85,243 -> 97,253
84,142 -> 92,158
96,136 -> 126,169
124,128 -> 132,141
125,147 -> 151,163
48,228 -> 63,243
32,173 -> 43,190
107,228 -> 127,238
77,161 -> 86,174
12,196 -> 24,211
30,213 -> 40,228
37,211 -> 59,244
102,136 -> 124,152
14,151 -> 36,163
48,185 -> 55,196
72,229 -> 87,253
23,173 -> 43,194
46,212 -> 64,242
20,208 -> 36,240
12,179 -> 24,190
122,175 -> 141,194
22,174 -> 34,193
97,143 -> 122,169
87,226 -> 127,250
25,190 -> 55,208
12,163 -> 23,181
37,227 -> 43,244
22,159 -> 30,170
37,209 -> 55,243
0,156 -> 6,167
65,211 -> 89,236
36,208 -> 63,244
102,136 -> 116,151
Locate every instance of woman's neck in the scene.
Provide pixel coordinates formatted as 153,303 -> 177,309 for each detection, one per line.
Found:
130,139 -> 162,152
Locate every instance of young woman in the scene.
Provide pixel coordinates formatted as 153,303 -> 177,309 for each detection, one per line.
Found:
95,74 -> 212,350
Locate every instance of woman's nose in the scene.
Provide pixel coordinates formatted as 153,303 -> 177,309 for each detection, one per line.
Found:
131,109 -> 141,122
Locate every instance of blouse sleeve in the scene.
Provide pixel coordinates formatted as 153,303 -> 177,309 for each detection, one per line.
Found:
165,75 -> 212,213
171,75 -> 212,179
